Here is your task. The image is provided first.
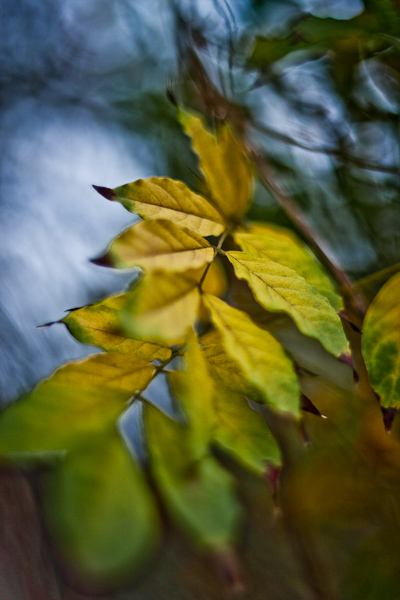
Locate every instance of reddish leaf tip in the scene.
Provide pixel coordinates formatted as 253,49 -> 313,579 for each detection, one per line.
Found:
90,253 -> 113,268
300,394 -> 325,418
381,406 -> 397,434
92,185 -> 116,201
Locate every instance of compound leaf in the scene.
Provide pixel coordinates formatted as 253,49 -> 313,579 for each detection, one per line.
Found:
234,224 -> 342,311
179,110 -> 252,224
226,251 -> 348,357
105,219 -> 214,273
213,386 -> 281,475
144,403 -> 241,549
45,432 -> 159,583
63,294 -> 171,361
204,294 -> 300,417
362,272 -> 400,409
0,353 -> 154,456
94,178 -> 224,237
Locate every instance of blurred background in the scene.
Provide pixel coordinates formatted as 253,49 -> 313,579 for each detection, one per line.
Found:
1,0 -> 399,402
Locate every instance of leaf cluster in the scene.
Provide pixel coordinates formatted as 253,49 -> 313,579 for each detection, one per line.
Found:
3,106 -> 397,586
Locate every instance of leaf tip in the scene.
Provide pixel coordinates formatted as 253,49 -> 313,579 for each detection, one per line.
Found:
90,253 -> 113,268
93,185 -> 116,201
381,406 -> 397,434
300,394 -> 325,418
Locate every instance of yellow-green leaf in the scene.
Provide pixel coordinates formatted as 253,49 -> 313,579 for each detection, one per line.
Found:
362,272 -> 400,409
63,294 -> 171,361
45,433 -> 159,583
168,331 -> 215,455
201,328 -> 260,400
123,270 -> 202,345
144,403 -> 241,549
95,178 -> 225,237
226,251 -> 348,357
105,219 -> 215,273
179,110 -> 252,223
213,386 -> 281,475
204,295 -> 300,416
234,224 -> 342,311
0,353 -> 154,456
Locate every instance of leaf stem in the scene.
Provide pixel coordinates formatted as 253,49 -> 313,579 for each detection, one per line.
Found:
128,348 -> 182,406
199,229 -> 229,291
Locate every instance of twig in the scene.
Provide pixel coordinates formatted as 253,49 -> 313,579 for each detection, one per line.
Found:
252,120 -> 400,176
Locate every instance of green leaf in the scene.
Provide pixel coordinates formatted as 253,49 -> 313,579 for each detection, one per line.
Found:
63,294 -> 171,361
0,353 -> 154,456
94,178 -> 225,237
204,295 -> 300,417
212,386 -> 281,475
178,110 -> 253,223
44,432 -> 159,583
144,403 -> 241,550
225,251 -> 348,357
168,331 -> 215,455
234,224 -> 342,311
122,270 -> 202,345
105,219 -> 214,273
362,272 -> 400,409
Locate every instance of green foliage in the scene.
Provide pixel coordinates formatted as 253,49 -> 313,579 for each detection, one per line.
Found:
3,104 -> 394,587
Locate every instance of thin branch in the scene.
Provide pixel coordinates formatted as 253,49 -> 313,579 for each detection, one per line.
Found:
252,120 -> 400,176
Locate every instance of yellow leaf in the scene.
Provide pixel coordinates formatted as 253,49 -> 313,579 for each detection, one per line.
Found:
203,295 -> 300,417
45,432 -> 159,583
179,110 -> 252,223
106,219 -> 214,273
362,272 -> 400,409
123,270 -> 201,345
226,251 -> 348,357
94,178 -> 225,237
234,223 -> 342,311
168,331 -> 215,455
213,386 -> 281,475
0,353 -> 154,456
63,294 -> 171,361
199,258 -> 228,297
144,403 -> 241,549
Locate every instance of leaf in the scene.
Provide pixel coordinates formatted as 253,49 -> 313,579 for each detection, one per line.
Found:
178,110 -> 252,223
213,387 -> 281,475
0,353 -> 154,456
94,178 -> 225,237
362,272 -> 400,409
45,432 -> 159,583
168,331 -> 215,455
104,219 -> 214,273
63,294 -> 171,361
234,224 -> 342,311
201,328 -> 260,400
144,403 -> 241,549
122,270 -> 202,345
225,251 -> 348,357
203,295 -> 300,417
